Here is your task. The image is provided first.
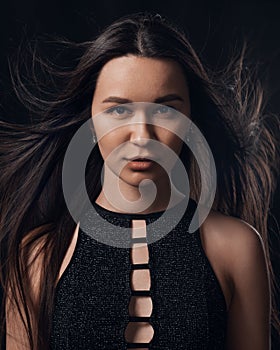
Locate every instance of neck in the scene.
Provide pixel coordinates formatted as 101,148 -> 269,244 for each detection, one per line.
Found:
95,165 -> 185,214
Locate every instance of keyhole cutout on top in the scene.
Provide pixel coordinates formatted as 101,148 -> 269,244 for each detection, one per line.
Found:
124,220 -> 154,349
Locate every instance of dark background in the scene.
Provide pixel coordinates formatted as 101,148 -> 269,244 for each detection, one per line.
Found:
1,0 -> 280,347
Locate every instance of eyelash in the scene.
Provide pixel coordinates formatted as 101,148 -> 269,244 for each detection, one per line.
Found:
154,106 -> 176,114
105,106 -> 133,117
105,105 -> 177,117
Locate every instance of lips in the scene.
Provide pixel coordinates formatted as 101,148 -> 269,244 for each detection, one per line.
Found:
132,158 -> 152,161
124,154 -> 159,171
126,157 -> 156,170
127,155 -> 157,161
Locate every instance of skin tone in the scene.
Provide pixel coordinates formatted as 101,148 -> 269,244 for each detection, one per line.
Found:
91,55 -> 191,214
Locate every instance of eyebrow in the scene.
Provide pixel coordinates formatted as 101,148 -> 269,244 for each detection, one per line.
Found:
102,94 -> 185,104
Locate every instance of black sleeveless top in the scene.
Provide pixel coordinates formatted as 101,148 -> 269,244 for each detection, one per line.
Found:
50,198 -> 228,349
0,198 -> 227,349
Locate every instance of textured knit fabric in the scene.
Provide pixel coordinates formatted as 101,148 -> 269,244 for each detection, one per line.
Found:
49,197 -> 228,350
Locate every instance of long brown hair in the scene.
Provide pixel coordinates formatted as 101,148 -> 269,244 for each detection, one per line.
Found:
0,12 -> 279,349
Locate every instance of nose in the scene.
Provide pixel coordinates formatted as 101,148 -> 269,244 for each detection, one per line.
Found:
130,111 -> 156,146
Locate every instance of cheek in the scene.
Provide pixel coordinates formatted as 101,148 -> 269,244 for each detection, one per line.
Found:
158,131 -> 183,154
173,138 -> 184,155
97,132 -> 125,159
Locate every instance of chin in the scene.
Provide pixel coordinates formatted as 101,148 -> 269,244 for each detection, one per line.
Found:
123,171 -> 165,187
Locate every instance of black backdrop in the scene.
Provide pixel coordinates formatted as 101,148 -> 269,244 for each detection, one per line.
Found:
1,0 -> 280,347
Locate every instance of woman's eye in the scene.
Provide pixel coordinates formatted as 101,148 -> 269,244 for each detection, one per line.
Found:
153,105 -> 176,116
157,106 -> 170,113
105,106 -> 132,117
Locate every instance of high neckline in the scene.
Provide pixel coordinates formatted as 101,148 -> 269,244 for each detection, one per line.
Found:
93,201 -> 165,219
92,195 -> 194,220
80,197 -> 198,247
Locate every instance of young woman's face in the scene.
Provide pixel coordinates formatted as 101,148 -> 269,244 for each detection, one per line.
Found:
91,55 -> 191,188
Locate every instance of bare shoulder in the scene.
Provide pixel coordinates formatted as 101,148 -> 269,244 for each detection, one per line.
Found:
21,221 -> 80,286
199,208 -> 271,349
6,222 -> 80,349
200,208 -> 269,278
57,221 -> 80,283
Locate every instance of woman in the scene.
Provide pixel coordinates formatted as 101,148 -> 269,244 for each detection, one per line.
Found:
0,12 -> 279,350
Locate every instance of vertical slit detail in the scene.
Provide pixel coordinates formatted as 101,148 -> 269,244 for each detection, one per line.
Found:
124,219 -> 154,350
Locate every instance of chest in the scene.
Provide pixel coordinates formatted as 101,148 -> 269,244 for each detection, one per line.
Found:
51,223 -> 227,350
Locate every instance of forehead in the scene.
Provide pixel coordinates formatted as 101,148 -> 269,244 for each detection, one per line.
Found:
93,55 -> 189,102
